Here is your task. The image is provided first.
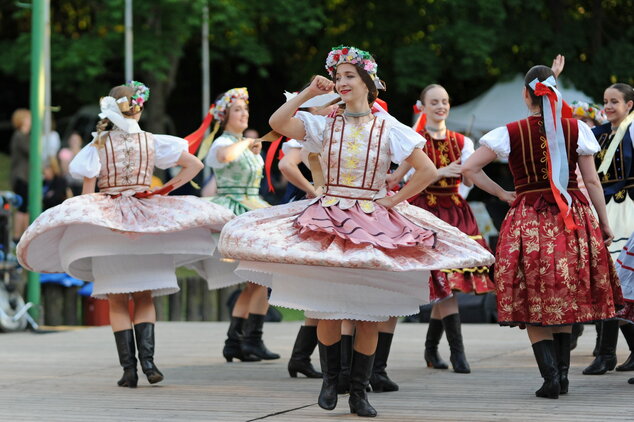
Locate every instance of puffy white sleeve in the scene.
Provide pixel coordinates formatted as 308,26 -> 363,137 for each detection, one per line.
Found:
460,136 -> 475,162
281,138 -> 303,155
295,111 -> 327,153
154,134 -> 188,169
205,135 -> 236,169
387,124 -> 426,164
576,120 -> 601,155
479,126 -> 510,159
69,135 -> 101,179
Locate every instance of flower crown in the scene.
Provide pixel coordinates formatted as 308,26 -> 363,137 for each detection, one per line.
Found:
211,87 -> 249,121
126,80 -> 150,113
571,100 -> 607,124
325,45 -> 383,89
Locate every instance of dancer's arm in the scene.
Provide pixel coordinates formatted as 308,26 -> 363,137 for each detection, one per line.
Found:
162,151 -> 204,191
279,148 -> 316,197
270,76 -> 334,140
578,155 -> 613,245
376,149 -> 437,208
82,177 -> 96,195
462,146 -> 516,205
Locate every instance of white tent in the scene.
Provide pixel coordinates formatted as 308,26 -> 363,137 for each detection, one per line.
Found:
445,74 -> 596,138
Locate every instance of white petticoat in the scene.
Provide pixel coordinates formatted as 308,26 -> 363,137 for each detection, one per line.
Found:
17,193 -> 234,299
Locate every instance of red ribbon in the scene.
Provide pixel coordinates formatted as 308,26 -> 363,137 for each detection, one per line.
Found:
533,83 -> 578,230
264,136 -> 285,193
185,111 -> 213,155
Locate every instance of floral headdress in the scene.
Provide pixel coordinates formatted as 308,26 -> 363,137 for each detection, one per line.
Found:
325,45 -> 384,90
571,100 -> 607,125
185,87 -> 249,159
114,81 -> 150,115
210,87 -> 249,122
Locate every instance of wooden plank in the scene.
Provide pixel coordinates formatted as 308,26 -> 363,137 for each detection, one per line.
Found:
0,322 -> 632,421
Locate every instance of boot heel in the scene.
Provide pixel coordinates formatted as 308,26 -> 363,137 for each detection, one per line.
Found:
288,369 -> 298,378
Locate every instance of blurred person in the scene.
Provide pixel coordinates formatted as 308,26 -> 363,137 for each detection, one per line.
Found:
9,108 -> 31,242
58,131 -> 85,196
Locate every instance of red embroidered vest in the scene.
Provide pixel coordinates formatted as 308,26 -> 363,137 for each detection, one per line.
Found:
418,129 -> 465,207
506,116 -> 586,206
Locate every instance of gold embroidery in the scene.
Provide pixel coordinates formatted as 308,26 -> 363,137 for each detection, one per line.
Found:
451,194 -> 461,205
438,178 -> 448,187
615,190 -> 626,200
427,194 -> 437,206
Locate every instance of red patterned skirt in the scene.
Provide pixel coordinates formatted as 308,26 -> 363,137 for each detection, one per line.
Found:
410,193 -> 495,301
495,196 -> 623,326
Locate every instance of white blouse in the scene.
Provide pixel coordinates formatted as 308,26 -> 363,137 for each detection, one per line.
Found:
69,132 -> 188,179
479,119 -> 600,159
296,111 -> 426,164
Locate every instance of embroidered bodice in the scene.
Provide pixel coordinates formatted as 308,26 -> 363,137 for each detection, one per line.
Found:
97,130 -> 155,194
208,132 -> 264,197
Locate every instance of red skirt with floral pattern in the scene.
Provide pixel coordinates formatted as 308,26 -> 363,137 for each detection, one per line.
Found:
410,192 -> 495,301
495,195 -> 623,326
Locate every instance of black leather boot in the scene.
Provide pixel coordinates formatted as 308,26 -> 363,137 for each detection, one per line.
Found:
628,377 -> 634,384
532,340 -> 560,399
349,351 -> 377,417
583,319 -> 618,375
593,322 -> 602,357
318,341 -> 340,410
369,332 -> 399,392
570,324 -> 583,351
241,313 -> 280,360
616,323 -> 634,371
134,323 -> 164,384
442,313 -> 470,373
337,334 -> 353,394
424,318 -> 449,369
288,325 -> 322,378
114,329 -> 138,388
553,333 -> 571,394
223,316 -> 260,362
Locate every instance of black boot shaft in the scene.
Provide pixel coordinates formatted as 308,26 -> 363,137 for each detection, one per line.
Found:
134,322 -> 164,384
583,320 -> 618,375
337,334 -> 354,394
553,333 -> 570,394
348,351 -> 377,417
425,318 -> 448,369
318,341 -> 341,410
531,340 -> 560,399
288,325 -> 322,378
223,316 -> 260,362
442,313 -> 470,373
114,329 -> 138,388
241,313 -> 280,360
369,332 -> 399,392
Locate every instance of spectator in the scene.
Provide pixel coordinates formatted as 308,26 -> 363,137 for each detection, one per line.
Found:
9,108 -> 31,242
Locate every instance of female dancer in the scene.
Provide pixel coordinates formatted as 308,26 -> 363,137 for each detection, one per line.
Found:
615,233 -> 634,384
17,82 -> 234,387
390,84 -> 495,374
462,65 -> 623,398
219,45 -> 494,416
583,83 -> 634,375
188,88 -> 279,362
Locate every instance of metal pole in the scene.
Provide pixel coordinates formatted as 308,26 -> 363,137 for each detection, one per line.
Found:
27,0 -> 47,321
202,3 -> 210,118
125,0 -> 133,81
43,1 -> 51,161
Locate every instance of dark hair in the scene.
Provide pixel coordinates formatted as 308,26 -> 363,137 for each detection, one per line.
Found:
524,65 -> 555,108
607,83 -> 634,112
333,64 -> 383,105
419,84 -> 449,105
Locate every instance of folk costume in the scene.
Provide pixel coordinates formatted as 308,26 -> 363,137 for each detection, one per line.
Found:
186,88 -> 279,363
17,82 -> 234,388
584,111 -> 634,375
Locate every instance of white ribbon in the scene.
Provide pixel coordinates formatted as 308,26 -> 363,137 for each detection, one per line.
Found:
598,110 -> 634,174
528,76 -> 573,210
99,96 -> 142,134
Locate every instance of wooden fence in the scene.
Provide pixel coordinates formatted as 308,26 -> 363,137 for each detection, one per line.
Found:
40,277 -> 237,326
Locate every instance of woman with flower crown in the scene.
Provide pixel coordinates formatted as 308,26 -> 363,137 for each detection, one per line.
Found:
218,46 -> 494,417
186,88 -> 280,363
462,65 -> 623,399
581,83 -> 634,377
17,82 -> 234,388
